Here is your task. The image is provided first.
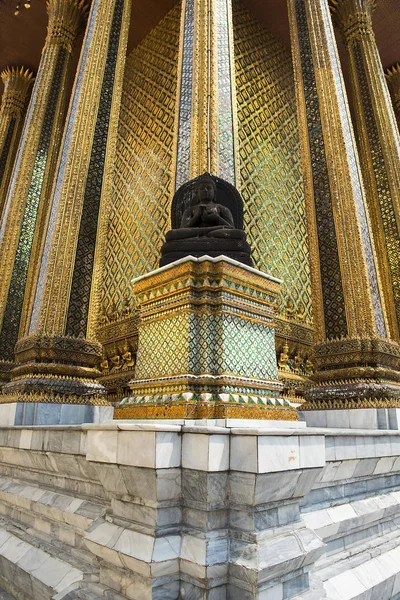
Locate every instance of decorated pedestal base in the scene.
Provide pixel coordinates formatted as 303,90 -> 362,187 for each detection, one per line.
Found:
115,255 -> 298,421
0,334 -> 112,425
300,337 -> 400,429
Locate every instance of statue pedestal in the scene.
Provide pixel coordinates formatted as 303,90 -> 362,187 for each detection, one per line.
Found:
115,256 -> 297,421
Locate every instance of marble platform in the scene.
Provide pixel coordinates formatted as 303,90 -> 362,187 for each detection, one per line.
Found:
0,421 -> 397,598
301,408 -> 400,430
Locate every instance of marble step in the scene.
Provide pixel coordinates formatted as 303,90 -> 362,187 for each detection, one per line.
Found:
322,539 -> 400,599
317,525 -> 400,579
0,587 -> 15,599
0,526 -> 84,599
0,474 -> 105,547
0,516 -> 99,576
76,585 -> 129,599
57,585 -> 127,600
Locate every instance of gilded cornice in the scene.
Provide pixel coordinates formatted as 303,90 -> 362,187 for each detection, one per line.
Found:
329,0 -> 376,44
0,67 -> 35,117
46,0 -> 89,52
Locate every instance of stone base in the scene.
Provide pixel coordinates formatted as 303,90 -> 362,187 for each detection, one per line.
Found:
300,407 -> 400,430
0,401 -> 113,426
0,422 -> 399,598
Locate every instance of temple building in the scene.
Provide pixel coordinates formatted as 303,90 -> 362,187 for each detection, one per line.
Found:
0,0 -> 399,598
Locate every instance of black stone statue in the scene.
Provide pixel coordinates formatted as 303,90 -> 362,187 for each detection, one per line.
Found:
159,173 -> 252,267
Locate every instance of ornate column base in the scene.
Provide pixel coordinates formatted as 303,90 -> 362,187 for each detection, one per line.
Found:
0,333 -> 112,425
115,256 -> 298,422
0,361 -> 13,389
301,337 -> 400,429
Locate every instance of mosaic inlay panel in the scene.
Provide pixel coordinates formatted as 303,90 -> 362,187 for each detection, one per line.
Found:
216,0 -> 235,184
292,0 -> 348,339
29,0 -> 100,333
353,40 -> 400,332
319,0 -> 386,337
0,48 -> 67,360
136,311 -> 277,381
175,0 -> 194,190
65,0 -> 125,338
101,5 -> 180,312
233,0 -> 313,325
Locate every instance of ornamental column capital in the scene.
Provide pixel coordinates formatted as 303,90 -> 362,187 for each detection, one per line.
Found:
46,0 -> 89,52
0,67 -> 35,118
385,63 -> 400,100
329,0 -> 376,43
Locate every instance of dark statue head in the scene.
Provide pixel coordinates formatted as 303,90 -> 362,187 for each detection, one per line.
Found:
193,173 -> 217,205
160,172 -> 252,267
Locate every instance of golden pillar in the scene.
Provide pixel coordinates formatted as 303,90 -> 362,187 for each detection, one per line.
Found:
287,0 -> 400,407
385,63 -> 400,130
3,0 -> 132,403
330,0 -> 400,340
0,0 -> 87,366
174,0 -> 239,189
0,67 -> 34,221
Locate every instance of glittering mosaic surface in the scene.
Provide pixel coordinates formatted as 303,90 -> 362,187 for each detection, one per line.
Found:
136,311 -> 277,381
293,0 -> 347,339
101,4 -> 180,312
233,0 -> 312,324
65,0 -> 125,338
319,0 -> 386,337
353,40 -> 400,332
102,1 -> 313,325
0,48 -> 67,360
216,0 -> 236,185
175,0 -> 194,190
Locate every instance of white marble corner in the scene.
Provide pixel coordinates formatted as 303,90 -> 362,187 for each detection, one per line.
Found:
86,429 -> 118,463
155,431 -> 181,468
230,435 -> 258,472
0,403 -> 17,427
19,428 -> 33,450
116,430 -> 156,468
258,435 -> 300,473
182,433 -> 229,471
299,435 -> 325,469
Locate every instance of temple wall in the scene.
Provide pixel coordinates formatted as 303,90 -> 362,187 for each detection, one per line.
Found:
101,4 -> 181,313
234,1 -> 312,324
101,1 -> 312,328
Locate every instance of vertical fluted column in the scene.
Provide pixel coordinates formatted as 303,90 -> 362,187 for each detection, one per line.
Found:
174,0 -> 239,189
287,0 -> 400,407
330,0 -> 400,340
0,67 -> 34,221
2,0 -> 132,404
385,63 -> 400,130
0,0 -> 87,362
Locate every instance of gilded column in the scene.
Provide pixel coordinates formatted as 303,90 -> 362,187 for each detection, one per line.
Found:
385,63 -> 400,130
0,0 -> 87,365
287,0 -> 400,407
0,67 -> 34,221
174,0 -> 239,189
330,0 -> 400,340
3,0 -> 132,404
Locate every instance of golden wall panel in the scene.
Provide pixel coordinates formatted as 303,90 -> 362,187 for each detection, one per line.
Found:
233,0 -> 312,324
102,0 -> 312,327
101,3 -> 181,311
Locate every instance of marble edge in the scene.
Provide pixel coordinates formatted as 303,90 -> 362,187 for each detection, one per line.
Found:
131,255 -> 282,285
1,424 -> 400,437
